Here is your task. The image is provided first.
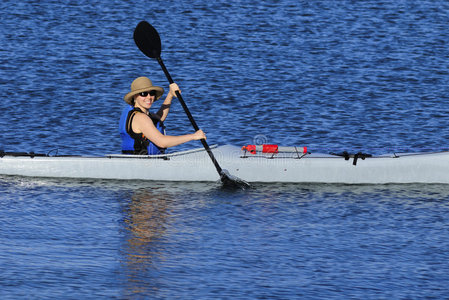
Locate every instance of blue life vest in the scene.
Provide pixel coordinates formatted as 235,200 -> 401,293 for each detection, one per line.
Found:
119,105 -> 166,155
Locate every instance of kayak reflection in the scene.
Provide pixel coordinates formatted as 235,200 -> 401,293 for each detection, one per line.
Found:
121,187 -> 174,296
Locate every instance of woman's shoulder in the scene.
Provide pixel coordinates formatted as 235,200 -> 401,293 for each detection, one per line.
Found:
132,110 -> 153,124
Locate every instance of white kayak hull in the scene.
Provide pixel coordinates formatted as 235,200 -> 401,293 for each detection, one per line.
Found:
1,145 -> 449,184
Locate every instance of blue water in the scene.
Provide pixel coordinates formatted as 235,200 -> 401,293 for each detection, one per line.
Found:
1,0 -> 449,298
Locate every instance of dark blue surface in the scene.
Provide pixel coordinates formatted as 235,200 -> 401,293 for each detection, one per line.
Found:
1,0 -> 449,298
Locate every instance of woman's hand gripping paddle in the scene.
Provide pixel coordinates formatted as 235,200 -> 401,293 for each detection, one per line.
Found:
133,21 -> 250,189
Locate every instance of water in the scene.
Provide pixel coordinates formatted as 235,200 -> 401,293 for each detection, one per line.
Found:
1,0 -> 449,298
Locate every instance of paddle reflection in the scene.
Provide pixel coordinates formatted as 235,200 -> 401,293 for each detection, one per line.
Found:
121,187 -> 174,296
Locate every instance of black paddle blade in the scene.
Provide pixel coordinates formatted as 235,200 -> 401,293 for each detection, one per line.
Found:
220,169 -> 251,190
133,21 -> 161,58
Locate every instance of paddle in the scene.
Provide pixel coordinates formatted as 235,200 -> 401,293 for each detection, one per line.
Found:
133,21 -> 249,189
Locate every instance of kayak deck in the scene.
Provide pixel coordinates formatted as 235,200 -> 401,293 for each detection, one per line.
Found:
1,145 -> 449,184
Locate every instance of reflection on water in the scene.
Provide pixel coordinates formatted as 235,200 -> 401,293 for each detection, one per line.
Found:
117,182 -> 219,297
121,187 -> 174,296
1,175 -> 449,299
116,181 -> 449,298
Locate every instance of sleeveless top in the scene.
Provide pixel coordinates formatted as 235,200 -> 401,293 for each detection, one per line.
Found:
119,105 -> 166,155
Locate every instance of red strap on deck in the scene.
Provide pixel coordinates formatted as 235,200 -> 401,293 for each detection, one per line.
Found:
242,144 -> 279,154
243,145 -> 308,155
242,145 -> 257,154
262,144 -> 278,153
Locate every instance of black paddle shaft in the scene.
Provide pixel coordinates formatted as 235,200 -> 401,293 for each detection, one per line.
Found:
133,21 -> 250,188
156,56 -> 224,175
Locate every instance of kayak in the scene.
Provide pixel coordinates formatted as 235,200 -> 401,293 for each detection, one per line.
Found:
1,145 -> 449,184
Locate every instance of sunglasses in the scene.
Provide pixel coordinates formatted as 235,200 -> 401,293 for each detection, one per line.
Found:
139,90 -> 157,97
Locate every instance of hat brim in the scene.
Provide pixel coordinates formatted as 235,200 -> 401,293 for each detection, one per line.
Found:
124,86 -> 164,105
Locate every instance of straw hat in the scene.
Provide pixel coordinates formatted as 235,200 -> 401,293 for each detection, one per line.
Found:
124,77 -> 164,105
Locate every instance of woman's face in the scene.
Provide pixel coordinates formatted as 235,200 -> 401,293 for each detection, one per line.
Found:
134,90 -> 157,110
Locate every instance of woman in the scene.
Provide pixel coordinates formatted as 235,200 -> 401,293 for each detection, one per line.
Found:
120,76 -> 206,154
